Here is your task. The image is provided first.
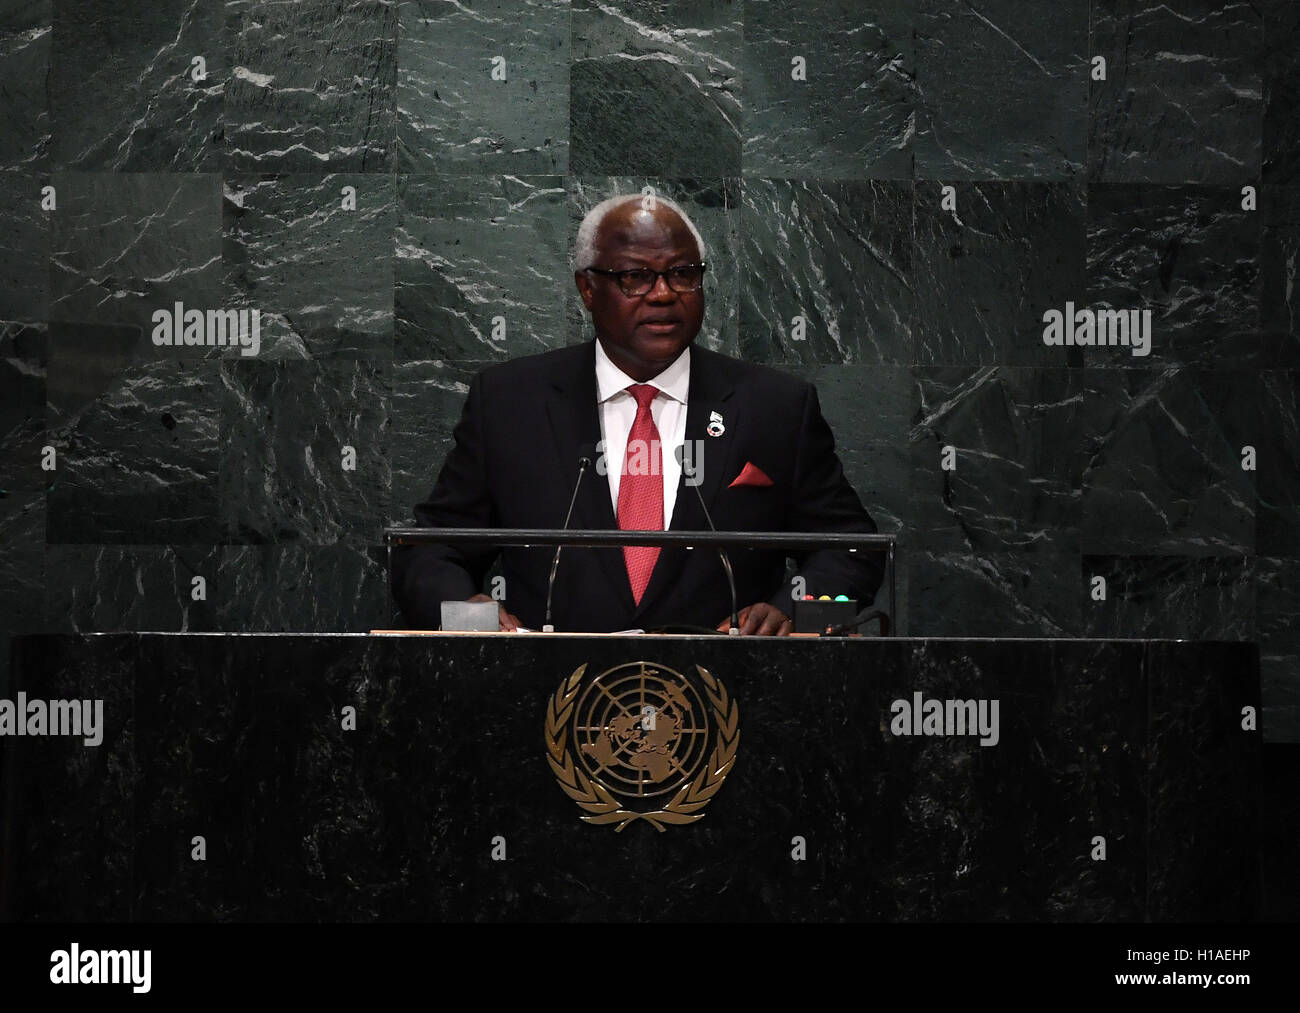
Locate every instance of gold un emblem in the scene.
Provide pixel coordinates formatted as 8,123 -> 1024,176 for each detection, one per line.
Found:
545,661 -> 740,832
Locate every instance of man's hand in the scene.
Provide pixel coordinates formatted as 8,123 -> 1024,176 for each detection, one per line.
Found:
468,593 -> 523,632
717,602 -> 793,636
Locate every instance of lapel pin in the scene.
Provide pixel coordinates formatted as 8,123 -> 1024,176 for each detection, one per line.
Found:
706,410 -> 725,437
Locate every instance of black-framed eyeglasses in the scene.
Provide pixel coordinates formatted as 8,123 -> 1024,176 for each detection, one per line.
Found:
584,263 -> 708,296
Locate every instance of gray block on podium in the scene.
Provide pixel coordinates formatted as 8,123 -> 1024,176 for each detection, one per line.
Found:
439,600 -> 499,632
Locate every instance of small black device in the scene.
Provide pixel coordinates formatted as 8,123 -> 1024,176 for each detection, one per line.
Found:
793,597 -> 858,634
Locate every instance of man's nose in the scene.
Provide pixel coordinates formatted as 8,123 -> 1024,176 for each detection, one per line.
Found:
645,273 -> 677,301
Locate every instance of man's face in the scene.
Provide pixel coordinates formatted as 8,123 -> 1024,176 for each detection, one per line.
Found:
574,202 -> 705,382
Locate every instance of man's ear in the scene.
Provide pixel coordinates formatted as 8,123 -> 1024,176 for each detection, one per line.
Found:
574,270 -> 595,311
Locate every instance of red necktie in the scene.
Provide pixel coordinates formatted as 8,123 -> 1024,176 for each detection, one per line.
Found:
617,383 -> 663,605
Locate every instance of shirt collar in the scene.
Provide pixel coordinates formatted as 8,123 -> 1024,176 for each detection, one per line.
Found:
594,339 -> 690,405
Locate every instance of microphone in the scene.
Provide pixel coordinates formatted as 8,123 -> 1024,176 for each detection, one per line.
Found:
677,444 -> 740,635
543,447 -> 593,633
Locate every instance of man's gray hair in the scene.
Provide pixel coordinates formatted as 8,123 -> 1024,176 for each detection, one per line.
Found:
572,193 -> 707,271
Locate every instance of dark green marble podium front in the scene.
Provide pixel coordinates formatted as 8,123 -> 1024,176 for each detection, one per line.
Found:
0,634 -> 1260,922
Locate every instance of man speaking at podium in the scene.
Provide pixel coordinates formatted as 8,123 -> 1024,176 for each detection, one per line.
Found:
393,194 -> 883,635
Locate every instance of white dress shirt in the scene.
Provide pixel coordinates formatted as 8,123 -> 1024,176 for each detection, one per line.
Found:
594,339 -> 690,528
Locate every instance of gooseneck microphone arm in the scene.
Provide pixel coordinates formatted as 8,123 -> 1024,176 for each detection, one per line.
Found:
679,447 -> 740,636
825,608 -> 890,637
543,452 -> 592,633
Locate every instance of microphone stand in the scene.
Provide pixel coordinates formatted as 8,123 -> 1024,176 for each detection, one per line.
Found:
542,454 -> 591,633
682,451 -> 740,636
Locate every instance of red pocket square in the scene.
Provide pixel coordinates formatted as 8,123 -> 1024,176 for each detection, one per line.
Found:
728,461 -> 774,488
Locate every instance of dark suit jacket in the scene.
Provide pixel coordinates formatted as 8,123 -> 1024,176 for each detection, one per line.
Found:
392,340 -> 884,632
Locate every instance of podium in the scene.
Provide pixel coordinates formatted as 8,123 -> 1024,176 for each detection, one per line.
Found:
1,633 -> 1260,921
